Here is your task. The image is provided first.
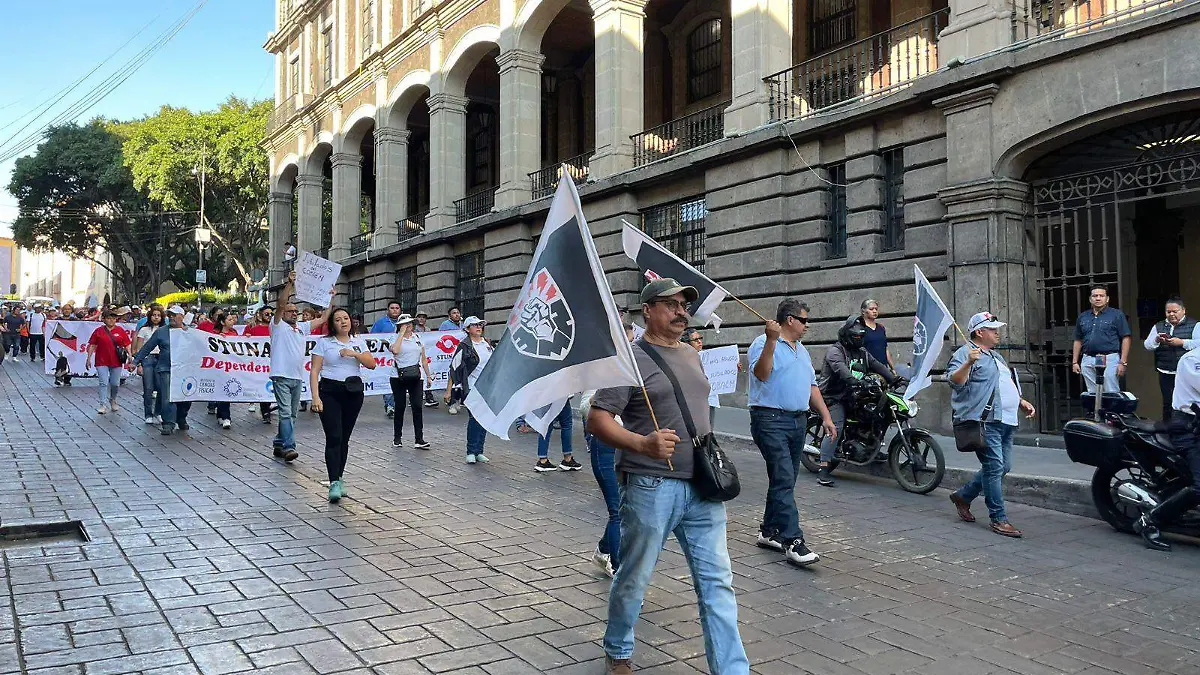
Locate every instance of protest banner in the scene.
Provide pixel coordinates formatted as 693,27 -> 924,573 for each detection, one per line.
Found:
43,321 -> 139,377
293,251 -> 341,307
699,345 -> 739,396
167,328 -> 464,402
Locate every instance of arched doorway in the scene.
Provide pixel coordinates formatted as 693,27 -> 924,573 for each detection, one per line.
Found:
1027,110 -> 1200,428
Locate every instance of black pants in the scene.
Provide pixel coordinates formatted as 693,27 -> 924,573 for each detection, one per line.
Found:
28,334 -> 44,361
1160,372 -> 1176,422
3,333 -> 16,357
390,377 -> 425,443
318,379 -> 364,482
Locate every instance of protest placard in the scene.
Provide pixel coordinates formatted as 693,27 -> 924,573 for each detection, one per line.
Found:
699,344 -> 739,395
293,251 -> 341,307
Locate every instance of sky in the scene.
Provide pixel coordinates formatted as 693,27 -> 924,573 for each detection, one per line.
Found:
0,0 -> 275,237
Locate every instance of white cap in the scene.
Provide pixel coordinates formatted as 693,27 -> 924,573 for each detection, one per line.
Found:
463,315 -> 485,327
167,305 -> 186,315
966,311 -> 1005,333
396,313 -> 414,325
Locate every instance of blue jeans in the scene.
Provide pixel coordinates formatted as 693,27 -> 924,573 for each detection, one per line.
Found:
955,422 -> 1014,522
466,412 -> 487,456
155,370 -> 191,427
272,377 -> 303,449
588,434 -> 621,569
140,355 -> 160,417
96,366 -> 121,407
748,408 -> 808,542
604,475 -> 748,674
537,404 -> 574,458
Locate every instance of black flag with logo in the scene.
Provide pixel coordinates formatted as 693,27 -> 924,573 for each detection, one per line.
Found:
621,221 -> 726,329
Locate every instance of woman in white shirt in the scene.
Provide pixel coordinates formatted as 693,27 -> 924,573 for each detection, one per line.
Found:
310,307 -> 377,502
135,306 -> 165,424
388,314 -> 433,449
445,316 -> 493,464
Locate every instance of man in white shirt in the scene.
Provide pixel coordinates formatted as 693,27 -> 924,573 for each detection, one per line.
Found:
1142,297 -> 1199,421
27,305 -> 47,362
1136,346 -> 1200,551
270,270 -> 333,462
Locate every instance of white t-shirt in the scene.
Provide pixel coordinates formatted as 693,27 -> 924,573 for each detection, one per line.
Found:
314,336 -> 367,382
467,338 -> 492,389
28,312 -> 46,335
393,334 -> 424,369
995,360 -> 1020,427
1172,348 -> 1200,413
137,325 -> 160,355
270,320 -> 311,381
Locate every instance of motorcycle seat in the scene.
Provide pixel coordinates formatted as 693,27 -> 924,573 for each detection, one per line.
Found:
1155,433 -> 1176,450
1122,418 -> 1163,434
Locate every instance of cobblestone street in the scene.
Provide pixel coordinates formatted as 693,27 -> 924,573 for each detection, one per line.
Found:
1,358 -> 1198,675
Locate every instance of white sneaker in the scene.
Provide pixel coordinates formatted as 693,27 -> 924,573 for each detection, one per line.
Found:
448,403 -> 461,415
97,405 -> 108,415
220,419 -> 231,429
466,455 -> 477,464
144,416 -> 157,425
109,401 -> 119,411
476,454 -> 490,463
785,539 -> 820,567
592,547 -> 614,578
154,415 -> 162,424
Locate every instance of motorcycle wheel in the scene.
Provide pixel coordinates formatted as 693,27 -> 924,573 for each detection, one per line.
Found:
1090,463 -> 1152,533
800,416 -> 838,474
888,429 -> 945,494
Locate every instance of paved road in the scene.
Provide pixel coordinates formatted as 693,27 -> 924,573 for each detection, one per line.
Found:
0,358 -> 1197,675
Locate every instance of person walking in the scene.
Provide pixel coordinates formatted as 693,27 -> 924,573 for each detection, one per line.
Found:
413,311 -> 440,408
534,397 -> 582,472
446,316 -> 493,463
859,298 -> 896,374
372,301 -> 404,419
947,312 -> 1037,538
1142,296 -> 1198,421
212,309 -> 239,429
85,310 -> 132,415
1071,284 -> 1132,394
27,304 -> 46,362
135,306 -> 166,424
388,314 -> 432,449
588,278 -> 749,675
133,306 -> 194,435
3,308 -> 23,359
310,307 -> 377,502
270,271 -> 334,463
747,299 -> 835,565
439,306 -> 464,331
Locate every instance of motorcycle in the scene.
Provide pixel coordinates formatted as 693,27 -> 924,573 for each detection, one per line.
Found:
801,374 -> 946,494
1064,392 -> 1200,536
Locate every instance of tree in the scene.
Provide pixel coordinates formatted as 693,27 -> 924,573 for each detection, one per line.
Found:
117,97 -> 271,290
7,121 -> 187,301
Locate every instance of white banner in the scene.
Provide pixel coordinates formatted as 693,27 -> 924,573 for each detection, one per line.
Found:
699,345 -> 739,396
43,320 -> 139,377
167,328 -> 466,403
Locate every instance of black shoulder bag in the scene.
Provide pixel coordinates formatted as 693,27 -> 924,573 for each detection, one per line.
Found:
953,387 -> 995,453
640,342 -> 741,502
103,326 -> 129,364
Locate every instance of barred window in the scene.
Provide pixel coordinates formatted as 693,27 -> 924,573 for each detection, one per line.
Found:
641,197 -> 707,269
810,0 -> 856,54
348,280 -> 366,324
687,19 -> 722,104
395,266 -> 417,314
289,57 -> 300,97
827,163 -> 847,259
882,148 -> 905,251
455,251 -> 485,320
467,107 -> 496,190
362,0 -> 375,58
322,26 -> 333,89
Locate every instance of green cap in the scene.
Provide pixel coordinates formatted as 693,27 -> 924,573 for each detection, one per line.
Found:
639,277 -> 699,305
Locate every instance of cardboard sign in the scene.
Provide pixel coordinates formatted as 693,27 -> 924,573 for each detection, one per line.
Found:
293,251 -> 341,307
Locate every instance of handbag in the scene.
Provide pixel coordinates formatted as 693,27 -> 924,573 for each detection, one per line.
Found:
397,365 -> 421,380
343,376 -> 365,394
953,381 -> 996,452
640,342 -> 741,502
102,326 -> 128,364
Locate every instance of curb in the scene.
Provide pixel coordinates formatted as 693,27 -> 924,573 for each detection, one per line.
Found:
716,432 -> 1098,520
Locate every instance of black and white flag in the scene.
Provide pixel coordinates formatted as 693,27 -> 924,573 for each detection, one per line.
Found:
464,170 -> 641,439
621,221 -> 726,329
903,265 -> 955,401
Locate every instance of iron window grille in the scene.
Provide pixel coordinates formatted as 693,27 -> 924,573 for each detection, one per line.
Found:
290,58 -> 301,98
640,197 -> 708,269
348,280 -> 366,323
810,0 -> 857,54
882,147 -> 905,251
455,251 -> 485,320
687,19 -> 723,103
362,0 -> 375,58
395,267 -> 417,313
322,26 -> 333,89
828,163 -> 848,259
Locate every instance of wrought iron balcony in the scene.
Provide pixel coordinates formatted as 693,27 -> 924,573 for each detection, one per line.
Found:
267,268 -> 288,288
454,188 -> 495,223
632,102 -> 728,167
350,231 -> 372,255
317,246 -> 330,260
267,94 -> 299,134
766,9 -> 948,123
399,211 -> 426,242
530,152 -> 592,200
1015,0 -> 1179,38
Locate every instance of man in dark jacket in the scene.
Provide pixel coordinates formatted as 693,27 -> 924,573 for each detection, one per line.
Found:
816,316 -> 903,486
133,305 -> 193,435
1142,296 -> 1199,421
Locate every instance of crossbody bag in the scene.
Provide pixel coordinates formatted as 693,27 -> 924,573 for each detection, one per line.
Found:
102,326 -> 129,364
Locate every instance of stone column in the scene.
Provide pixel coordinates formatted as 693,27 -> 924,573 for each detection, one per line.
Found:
725,0 -> 793,134
330,152 -> 362,261
426,93 -> 469,232
295,174 -> 324,254
267,191 -> 294,272
939,0 -> 1022,62
590,0 -> 647,179
496,49 -> 544,209
374,127 -> 410,247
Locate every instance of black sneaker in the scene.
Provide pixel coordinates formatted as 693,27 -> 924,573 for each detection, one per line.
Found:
756,530 -> 785,551
817,467 -> 836,487
413,440 -> 430,450
392,438 -> 403,448
177,423 -> 190,432
386,407 -> 395,419
534,459 -> 558,473
559,457 -> 583,471
262,415 -> 273,424
785,539 -> 820,567
1136,515 -> 1172,551
273,445 -> 284,458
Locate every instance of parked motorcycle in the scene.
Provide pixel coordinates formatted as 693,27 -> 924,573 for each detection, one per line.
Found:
1064,392 -> 1200,536
801,375 -> 945,494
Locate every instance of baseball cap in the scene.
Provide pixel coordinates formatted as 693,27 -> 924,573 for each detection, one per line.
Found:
966,312 -> 1005,333
166,305 -> 186,316
463,316 -> 485,328
115,305 -> 132,315
415,310 -> 428,317
640,278 -> 699,305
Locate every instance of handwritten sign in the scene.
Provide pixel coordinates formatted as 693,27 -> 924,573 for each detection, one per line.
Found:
700,345 -> 739,396
294,251 -> 341,307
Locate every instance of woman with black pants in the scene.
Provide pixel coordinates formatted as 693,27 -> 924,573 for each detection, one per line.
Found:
310,307 -> 376,502
389,314 -> 432,449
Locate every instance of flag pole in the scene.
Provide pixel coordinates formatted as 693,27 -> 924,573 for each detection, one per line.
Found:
638,385 -> 674,472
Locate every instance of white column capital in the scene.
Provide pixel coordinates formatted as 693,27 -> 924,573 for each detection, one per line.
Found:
269,191 -> 295,204
331,152 -> 363,169
589,0 -> 647,17
375,127 -> 412,145
296,174 -> 325,188
427,93 -> 469,114
496,49 -> 545,74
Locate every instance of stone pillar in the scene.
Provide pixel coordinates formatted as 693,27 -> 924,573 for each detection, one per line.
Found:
427,93 -> 469,232
842,127 -> 885,263
295,174 -> 324,255
939,0 -> 1022,62
374,127 -> 410,247
330,152 -> 362,261
496,49 -> 544,209
267,191 -> 294,272
725,0 -> 793,134
416,243 -> 457,319
590,0 -> 647,179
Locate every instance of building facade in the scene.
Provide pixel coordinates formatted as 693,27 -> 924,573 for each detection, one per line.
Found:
264,0 -> 1200,432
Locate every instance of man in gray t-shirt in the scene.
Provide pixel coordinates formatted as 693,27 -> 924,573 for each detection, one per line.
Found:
587,278 -> 748,675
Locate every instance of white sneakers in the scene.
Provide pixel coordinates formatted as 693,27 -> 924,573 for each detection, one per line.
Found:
448,403 -> 461,415
219,419 -> 231,429
476,454 -> 490,463
144,416 -> 157,425
97,406 -> 108,415
109,400 -> 119,411
592,547 -> 615,578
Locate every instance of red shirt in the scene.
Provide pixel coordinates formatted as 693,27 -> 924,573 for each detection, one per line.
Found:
88,325 -> 132,368
197,320 -> 216,333
244,324 -> 270,337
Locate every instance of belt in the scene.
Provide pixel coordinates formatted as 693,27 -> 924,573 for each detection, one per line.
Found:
1084,352 -> 1117,357
749,406 -> 807,417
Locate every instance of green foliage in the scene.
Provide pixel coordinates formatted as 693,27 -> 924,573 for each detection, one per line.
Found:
154,290 -> 249,308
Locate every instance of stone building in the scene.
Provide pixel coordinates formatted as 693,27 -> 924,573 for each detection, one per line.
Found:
263,0 -> 1200,432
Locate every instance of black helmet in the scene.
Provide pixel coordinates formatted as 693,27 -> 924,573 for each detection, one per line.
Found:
838,315 -> 867,349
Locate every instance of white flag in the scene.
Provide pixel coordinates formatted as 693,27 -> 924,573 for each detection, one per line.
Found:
904,265 -> 955,402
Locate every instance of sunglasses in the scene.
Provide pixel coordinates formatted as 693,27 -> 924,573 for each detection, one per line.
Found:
787,314 -> 809,324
